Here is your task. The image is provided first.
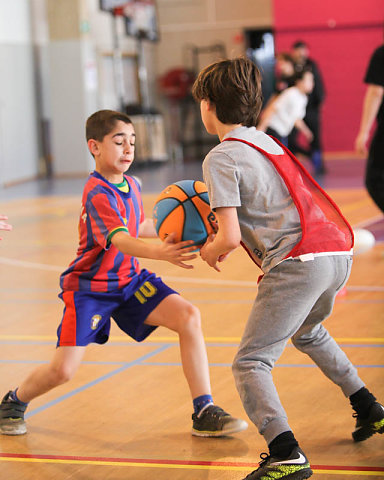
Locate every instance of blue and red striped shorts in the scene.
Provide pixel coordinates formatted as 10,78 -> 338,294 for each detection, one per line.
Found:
57,271 -> 177,346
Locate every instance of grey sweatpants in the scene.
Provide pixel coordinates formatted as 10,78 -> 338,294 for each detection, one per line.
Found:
232,254 -> 364,444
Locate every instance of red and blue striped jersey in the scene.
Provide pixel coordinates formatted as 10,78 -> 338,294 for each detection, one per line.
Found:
60,171 -> 145,292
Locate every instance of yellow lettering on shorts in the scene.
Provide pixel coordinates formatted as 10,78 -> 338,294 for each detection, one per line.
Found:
134,281 -> 158,304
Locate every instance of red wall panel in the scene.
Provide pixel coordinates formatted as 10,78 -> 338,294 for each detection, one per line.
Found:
272,0 -> 383,152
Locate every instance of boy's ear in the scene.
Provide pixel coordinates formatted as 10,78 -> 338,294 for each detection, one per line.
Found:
87,139 -> 99,156
205,99 -> 215,111
207,100 -> 216,112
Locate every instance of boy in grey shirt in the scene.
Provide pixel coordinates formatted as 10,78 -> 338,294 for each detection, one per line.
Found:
192,57 -> 384,480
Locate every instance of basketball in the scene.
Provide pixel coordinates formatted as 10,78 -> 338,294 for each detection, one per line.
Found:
353,228 -> 375,255
153,180 -> 217,247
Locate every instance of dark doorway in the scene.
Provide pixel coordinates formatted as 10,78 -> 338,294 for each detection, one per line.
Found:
245,29 -> 275,106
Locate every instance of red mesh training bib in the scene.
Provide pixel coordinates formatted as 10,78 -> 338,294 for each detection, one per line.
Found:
224,137 -> 354,259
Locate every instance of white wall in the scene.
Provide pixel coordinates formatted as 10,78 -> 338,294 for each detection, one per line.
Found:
0,0 -> 40,186
0,0 -> 31,43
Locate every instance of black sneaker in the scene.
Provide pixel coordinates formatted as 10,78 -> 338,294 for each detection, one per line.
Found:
192,404 -> 248,437
242,447 -> 313,480
352,402 -> 384,442
0,391 -> 27,435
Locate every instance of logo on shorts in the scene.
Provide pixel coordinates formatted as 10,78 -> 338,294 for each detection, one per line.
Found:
91,314 -> 102,330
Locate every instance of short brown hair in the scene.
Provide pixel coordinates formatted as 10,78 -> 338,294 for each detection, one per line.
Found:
86,110 -> 132,142
192,57 -> 263,127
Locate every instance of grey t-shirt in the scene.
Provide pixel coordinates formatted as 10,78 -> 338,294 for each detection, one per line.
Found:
203,126 -> 302,273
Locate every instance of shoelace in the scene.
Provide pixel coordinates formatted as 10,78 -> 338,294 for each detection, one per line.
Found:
201,405 -> 227,418
258,452 -> 270,467
244,453 -> 270,478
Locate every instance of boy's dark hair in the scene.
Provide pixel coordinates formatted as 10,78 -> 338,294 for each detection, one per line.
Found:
192,57 -> 263,127
86,110 -> 132,142
292,67 -> 313,84
292,40 -> 308,49
276,52 -> 294,64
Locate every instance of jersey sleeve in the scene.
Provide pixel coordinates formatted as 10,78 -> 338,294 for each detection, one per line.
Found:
86,187 -> 128,249
364,45 -> 384,87
139,193 -> 145,224
203,151 -> 241,209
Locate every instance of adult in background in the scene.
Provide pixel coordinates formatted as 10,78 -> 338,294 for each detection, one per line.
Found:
355,43 -> 384,213
289,40 -> 326,175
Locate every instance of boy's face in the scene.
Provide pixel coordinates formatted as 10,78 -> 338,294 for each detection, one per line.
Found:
200,100 -> 217,135
292,46 -> 309,64
88,120 -> 136,183
300,71 -> 314,94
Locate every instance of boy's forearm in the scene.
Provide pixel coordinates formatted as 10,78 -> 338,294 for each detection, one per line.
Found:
295,119 -> 311,136
111,231 -> 160,259
204,206 -> 241,258
210,231 -> 239,256
257,104 -> 276,131
358,85 -> 384,136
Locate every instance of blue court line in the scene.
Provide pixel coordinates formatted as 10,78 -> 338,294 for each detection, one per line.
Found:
1,359 -> 383,369
24,344 -> 171,419
0,360 -> 128,365
0,300 -> 60,304
1,298 -> 383,305
0,340 -> 382,348
142,361 -> 384,368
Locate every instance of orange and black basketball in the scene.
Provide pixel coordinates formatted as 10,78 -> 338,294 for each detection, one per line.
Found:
153,180 -> 217,247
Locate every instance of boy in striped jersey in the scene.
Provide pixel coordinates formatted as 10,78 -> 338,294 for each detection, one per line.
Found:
0,110 -> 247,438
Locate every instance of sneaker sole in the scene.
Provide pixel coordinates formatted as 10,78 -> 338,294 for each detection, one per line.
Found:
353,423 -> 384,442
287,470 -> 313,480
245,468 -> 313,480
192,420 -> 248,437
0,422 -> 27,435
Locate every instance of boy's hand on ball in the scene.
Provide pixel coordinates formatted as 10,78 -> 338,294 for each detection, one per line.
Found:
159,233 -> 197,269
200,234 -> 221,272
218,252 -> 230,262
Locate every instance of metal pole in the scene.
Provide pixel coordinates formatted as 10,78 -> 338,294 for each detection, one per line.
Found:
111,12 -> 126,112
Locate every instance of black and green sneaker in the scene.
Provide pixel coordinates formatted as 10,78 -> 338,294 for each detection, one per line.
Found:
192,404 -> 248,437
352,402 -> 384,442
242,447 -> 313,480
0,391 -> 27,435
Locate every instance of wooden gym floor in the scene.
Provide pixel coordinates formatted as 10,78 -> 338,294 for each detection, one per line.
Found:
0,158 -> 383,479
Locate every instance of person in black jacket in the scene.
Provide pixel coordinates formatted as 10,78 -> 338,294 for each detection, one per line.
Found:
289,41 -> 326,175
355,44 -> 384,213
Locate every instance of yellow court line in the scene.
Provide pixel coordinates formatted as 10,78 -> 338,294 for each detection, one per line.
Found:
0,334 -> 383,344
314,470 -> 383,477
0,457 -> 383,476
340,198 -> 374,214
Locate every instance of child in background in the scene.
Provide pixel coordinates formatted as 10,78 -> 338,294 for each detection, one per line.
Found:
274,52 -> 295,94
258,69 -> 314,147
0,215 -> 12,240
192,57 -> 384,480
0,110 -> 248,439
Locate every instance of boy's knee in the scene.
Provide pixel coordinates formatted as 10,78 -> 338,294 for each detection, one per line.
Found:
232,351 -> 274,378
232,352 -> 246,378
50,362 -> 77,385
179,303 -> 201,333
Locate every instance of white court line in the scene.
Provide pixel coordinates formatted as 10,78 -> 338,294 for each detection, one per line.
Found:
347,286 -> 384,292
0,256 -> 384,291
0,257 -> 63,272
353,215 -> 384,229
